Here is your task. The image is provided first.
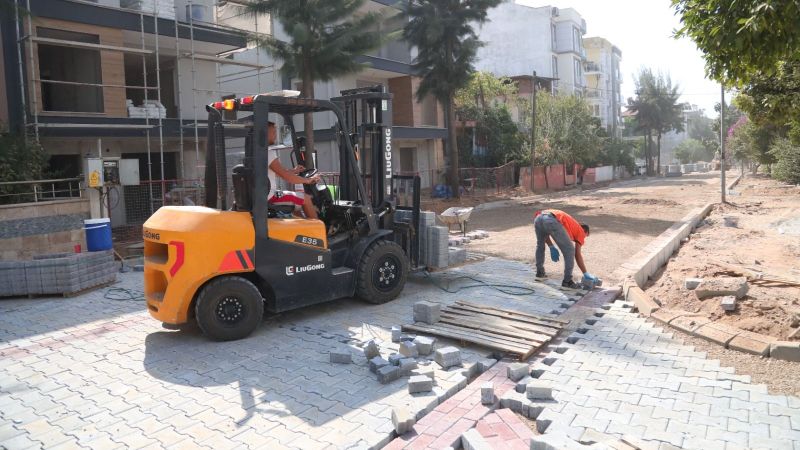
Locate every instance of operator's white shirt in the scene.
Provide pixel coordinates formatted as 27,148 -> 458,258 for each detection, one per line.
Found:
266,144 -> 292,197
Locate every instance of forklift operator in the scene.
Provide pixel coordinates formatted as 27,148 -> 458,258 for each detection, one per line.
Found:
266,121 -> 320,219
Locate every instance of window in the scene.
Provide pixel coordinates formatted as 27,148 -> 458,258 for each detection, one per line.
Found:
37,28 -> 103,113
572,27 -> 580,52
551,24 -> 556,49
593,105 -> 600,117
552,56 -> 558,79
573,58 -> 582,85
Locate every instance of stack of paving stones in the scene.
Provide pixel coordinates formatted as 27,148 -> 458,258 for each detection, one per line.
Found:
0,250 -> 116,297
427,226 -> 450,269
395,210 -> 440,269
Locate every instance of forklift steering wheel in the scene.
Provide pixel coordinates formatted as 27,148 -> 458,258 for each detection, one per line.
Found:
299,168 -> 318,179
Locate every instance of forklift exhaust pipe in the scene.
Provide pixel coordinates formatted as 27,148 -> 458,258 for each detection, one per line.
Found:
204,107 -> 226,209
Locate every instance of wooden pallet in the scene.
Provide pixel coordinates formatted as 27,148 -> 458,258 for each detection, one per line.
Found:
402,300 -> 567,359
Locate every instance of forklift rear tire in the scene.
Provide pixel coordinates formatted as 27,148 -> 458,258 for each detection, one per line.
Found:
357,240 -> 408,304
195,276 -> 264,341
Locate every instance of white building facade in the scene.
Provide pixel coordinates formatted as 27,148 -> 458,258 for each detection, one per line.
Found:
475,1 -> 586,95
583,37 -> 623,136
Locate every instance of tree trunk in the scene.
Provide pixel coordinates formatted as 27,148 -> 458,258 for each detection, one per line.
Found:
656,132 -> 662,175
645,131 -> 651,176
302,57 -> 315,169
444,96 -> 460,198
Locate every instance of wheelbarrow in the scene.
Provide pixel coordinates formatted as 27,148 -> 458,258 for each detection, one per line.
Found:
439,207 -> 474,236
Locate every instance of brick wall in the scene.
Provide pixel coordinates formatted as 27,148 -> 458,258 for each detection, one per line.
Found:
0,199 -> 90,260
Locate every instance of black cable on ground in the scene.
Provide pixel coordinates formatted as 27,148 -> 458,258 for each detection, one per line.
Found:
104,287 -> 145,301
421,271 -> 537,296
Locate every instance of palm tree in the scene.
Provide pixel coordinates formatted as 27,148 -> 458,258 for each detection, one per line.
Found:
403,0 -> 501,197
653,75 -> 684,173
246,0 -> 385,166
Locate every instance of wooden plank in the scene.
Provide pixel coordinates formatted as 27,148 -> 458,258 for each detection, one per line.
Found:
443,304 -> 563,330
455,300 -> 568,324
443,307 -> 561,336
441,310 -> 558,338
402,323 -> 530,356
438,314 -> 550,344
428,321 -> 542,350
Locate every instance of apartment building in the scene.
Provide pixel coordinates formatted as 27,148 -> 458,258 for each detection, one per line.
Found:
584,36 -> 622,136
475,1 -> 586,95
217,0 -> 447,189
0,0 -> 257,229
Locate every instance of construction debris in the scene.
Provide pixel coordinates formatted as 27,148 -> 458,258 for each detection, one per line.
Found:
684,277 -> 703,290
694,277 -> 749,299
363,339 -> 381,359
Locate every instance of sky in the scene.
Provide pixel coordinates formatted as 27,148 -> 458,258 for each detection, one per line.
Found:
528,0 -> 723,117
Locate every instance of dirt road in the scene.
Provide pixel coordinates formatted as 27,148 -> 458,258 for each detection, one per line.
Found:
466,173 -> 724,282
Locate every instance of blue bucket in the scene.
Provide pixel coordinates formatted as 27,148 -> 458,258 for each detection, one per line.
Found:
84,218 -> 113,252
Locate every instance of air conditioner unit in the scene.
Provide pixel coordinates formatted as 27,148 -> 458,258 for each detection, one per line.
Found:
551,7 -> 559,16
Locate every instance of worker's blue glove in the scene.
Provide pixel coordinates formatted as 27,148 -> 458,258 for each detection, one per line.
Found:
549,246 -> 560,262
583,272 -> 598,282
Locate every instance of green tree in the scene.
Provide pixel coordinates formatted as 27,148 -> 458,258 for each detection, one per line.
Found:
672,0 -> 800,86
403,0 -> 501,198
627,69 -> 659,175
0,132 -> 48,204
674,138 -> 710,164
247,0 -> 385,163
727,118 -> 776,173
770,137 -> 800,184
455,72 -> 523,167
629,69 -> 684,174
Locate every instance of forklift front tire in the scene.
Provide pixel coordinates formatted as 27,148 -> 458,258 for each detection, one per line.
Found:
195,276 -> 264,341
356,240 -> 408,304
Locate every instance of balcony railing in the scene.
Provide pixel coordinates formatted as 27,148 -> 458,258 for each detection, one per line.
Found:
0,178 -> 84,205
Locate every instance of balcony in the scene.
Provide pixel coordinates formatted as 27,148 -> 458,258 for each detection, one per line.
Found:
584,61 -> 601,74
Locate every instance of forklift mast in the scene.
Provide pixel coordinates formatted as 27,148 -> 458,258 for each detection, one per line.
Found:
332,85 -> 394,210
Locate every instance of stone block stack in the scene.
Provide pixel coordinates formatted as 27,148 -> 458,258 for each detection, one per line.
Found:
1,250 -> 116,297
427,226 -> 449,269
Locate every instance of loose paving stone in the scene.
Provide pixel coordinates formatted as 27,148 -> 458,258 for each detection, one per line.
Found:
391,326 -> 402,342
720,296 -> 737,311
363,339 -> 381,360
481,382 -> 494,405
399,341 -> 419,358
388,353 -> 404,366
410,366 -> 435,382
461,428 -> 492,450
694,277 -> 748,299
526,381 -> 553,400
413,336 -> 435,356
434,346 -> 462,369
369,356 -> 390,374
476,357 -> 497,373
408,375 -> 433,394
377,365 -> 401,384
330,348 -> 352,364
507,362 -> 529,381
413,301 -> 441,324
391,407 -> 415,435
398,358 -> 418,375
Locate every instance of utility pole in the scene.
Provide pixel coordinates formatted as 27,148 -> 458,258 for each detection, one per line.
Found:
720,85 -> 726,203
530,71 -> 537,192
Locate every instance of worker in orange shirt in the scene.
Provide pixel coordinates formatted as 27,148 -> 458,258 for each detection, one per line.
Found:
533,209 -> 597,289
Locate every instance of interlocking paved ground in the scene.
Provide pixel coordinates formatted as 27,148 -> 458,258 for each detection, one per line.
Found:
0,258 -> 571,450
531,300 -> 800,450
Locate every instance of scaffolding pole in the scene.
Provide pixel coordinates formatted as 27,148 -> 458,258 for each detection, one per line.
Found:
188,0 -> 201,177
139,12 -> 154,215
24,0 -> 39,142
174,4 -> 185,180
152,1 -> 166,206
13,0 -> 28,139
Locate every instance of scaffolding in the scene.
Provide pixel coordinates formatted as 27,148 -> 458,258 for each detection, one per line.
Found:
13,0 -> 274,225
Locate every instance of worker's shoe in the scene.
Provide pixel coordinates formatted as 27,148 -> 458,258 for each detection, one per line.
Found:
561,280 -> 580,289
535,270 -> 546,279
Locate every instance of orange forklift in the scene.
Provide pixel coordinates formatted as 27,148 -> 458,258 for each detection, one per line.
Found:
142,86 -> 422,340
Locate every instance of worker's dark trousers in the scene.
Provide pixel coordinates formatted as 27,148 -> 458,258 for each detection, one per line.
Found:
534,214 -> 575,283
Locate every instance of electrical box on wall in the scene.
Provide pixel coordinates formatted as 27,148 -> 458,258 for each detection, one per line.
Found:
86,158 -> 140,187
